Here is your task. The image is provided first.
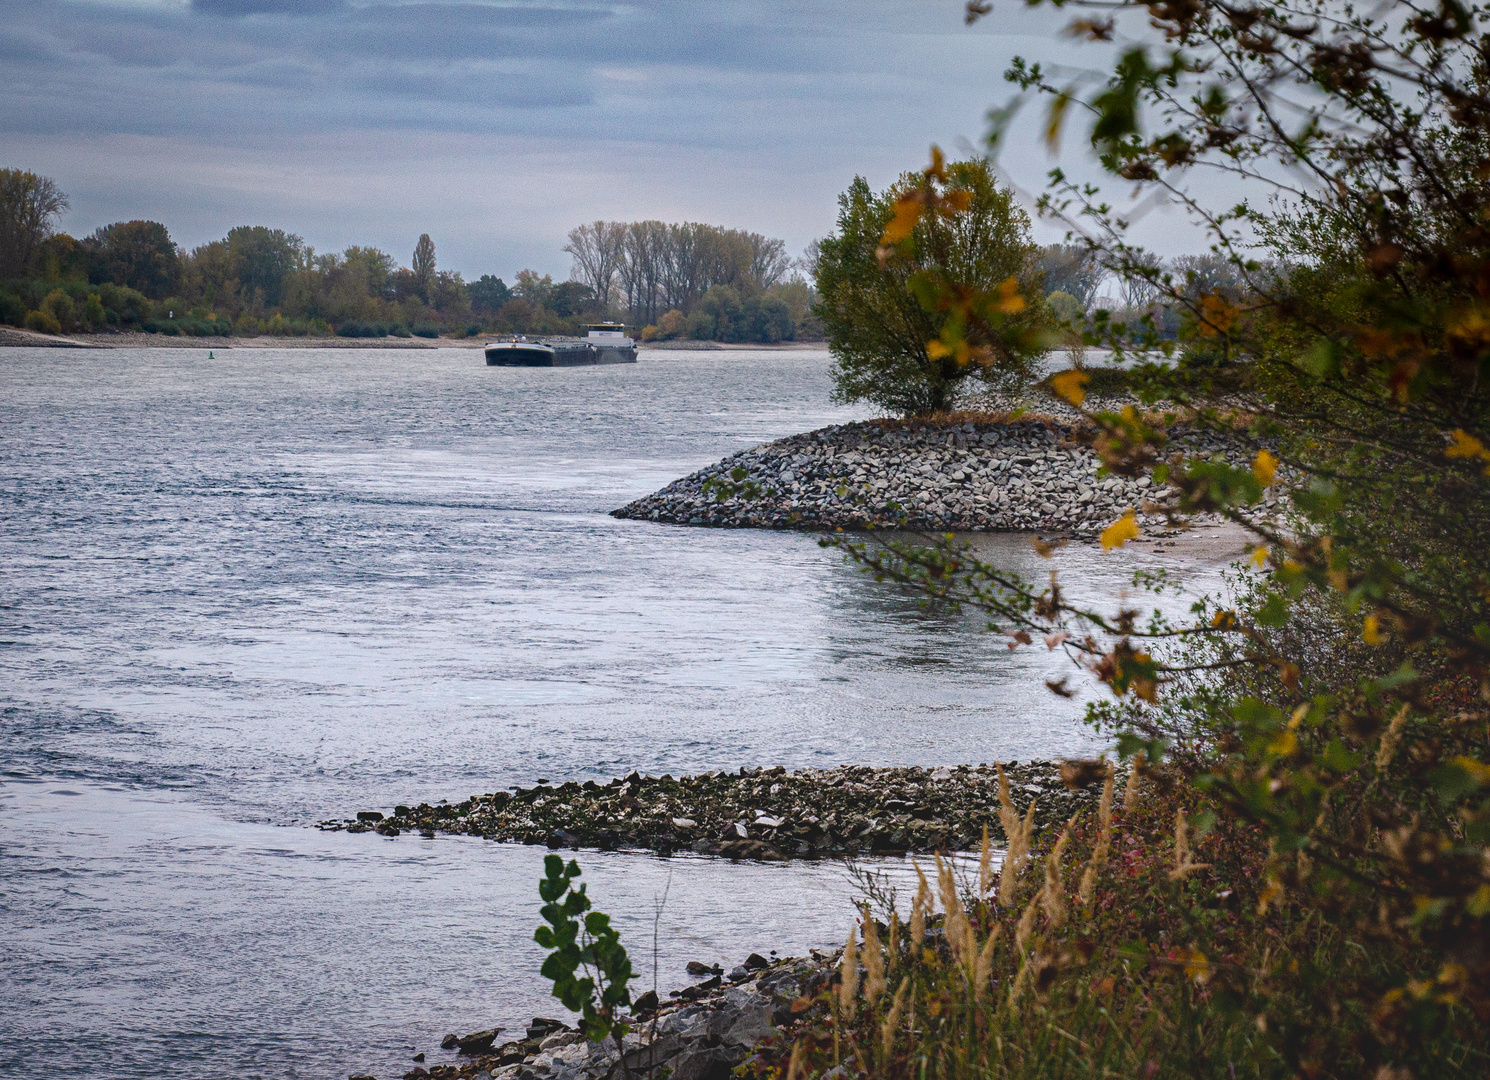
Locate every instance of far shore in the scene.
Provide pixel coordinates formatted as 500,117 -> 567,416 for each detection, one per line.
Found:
0,325 -> 826,351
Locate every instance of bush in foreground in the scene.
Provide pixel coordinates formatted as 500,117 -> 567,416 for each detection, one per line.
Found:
798,0 -> 1490,1076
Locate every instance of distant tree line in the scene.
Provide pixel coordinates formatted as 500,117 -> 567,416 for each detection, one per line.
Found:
0,167 -> 823,345
0,171 -> 505,339
0,164 -> 1234,346
1037,242 -> 1253,340
565,220 -> 821,343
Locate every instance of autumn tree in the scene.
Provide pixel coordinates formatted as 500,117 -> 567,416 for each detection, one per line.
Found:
1039,243 -> 1106,309
814,155 -> 1046,415
412,233 -> 436,303
84,220 -> 181,299
0,168 -> 68,280
226,226 -> 302,309
565,221 -> 626,311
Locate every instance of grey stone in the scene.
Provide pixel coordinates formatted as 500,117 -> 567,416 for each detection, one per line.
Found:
723,1005 -> 777,1046
669,1046 -> 739,1080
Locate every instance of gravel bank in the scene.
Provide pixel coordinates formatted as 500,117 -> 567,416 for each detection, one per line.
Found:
320,762 -> 1099,859
612,417 -> 1271,536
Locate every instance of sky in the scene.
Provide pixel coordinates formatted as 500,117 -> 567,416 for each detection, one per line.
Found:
1,0 -> 1205,281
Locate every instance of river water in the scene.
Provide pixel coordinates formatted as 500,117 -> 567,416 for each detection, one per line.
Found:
0,346 -> 1239,1079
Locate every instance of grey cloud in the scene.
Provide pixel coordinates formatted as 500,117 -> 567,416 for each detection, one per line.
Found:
191,0 -> 346,15
5,0 -> 1170,279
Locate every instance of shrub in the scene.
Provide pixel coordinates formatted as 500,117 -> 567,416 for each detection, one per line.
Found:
534,855 -> 634,1044
80,293 -> 107,330
336,321 -> 388,338
815,0 -> 1490,1074
0,290 -> 25,326
24,309 -> 61,335
464,323 -> 481,338
655,308 -> 686,340
1045,289 -> 1084,327
685,310 -> 713,340
40,288 -> 75,333
411,322 -> 441,338
97,283 -> 150,326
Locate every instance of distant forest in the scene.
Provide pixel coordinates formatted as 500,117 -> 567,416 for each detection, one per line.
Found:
1,166 -> 1241,344
0,167 -> 821,343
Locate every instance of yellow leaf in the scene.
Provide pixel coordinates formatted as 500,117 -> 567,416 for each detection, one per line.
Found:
1252,449 -> 1277,485
880,196 -> 923,245
1198,292 -> 1238,336
1450,756 -> 1490,784
1050,369 -> 1089,406
926,145 -> 946,181
1100,511 -> 1140,551
926,339 -> 951,360
942,189 -> 972,213
1266,730 -> 1298,756
1445,428 -> 1490,461
1256,879 -> 1281,915
1251,546 -> 1269,568
1181,949 -> 1211,980
1468,884 -> 1490,917
1045,89 -> 1073,154
1211,609 -> 1237,629
994,275 -> 1026,314
1363,615 -> 1383,645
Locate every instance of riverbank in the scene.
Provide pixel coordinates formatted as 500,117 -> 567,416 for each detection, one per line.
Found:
382,950 -> 833,1080
612,415 -> 1269,537
319,762 -> 1099,859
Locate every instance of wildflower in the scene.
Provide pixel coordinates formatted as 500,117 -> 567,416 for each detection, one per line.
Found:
1122,752 -> 1145,813
1042,819 -> 1074,928
881,977 -> 910,1056
1169,809 -> 1210,881
1376,704 -> 1410,771
1079,761 -> 1115,906
862,907 -> 885,1005
838,924 -> 859,1016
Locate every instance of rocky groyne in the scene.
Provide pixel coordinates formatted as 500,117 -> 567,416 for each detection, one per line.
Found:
612,417 -> 1270,536
320,762 -> 1099,859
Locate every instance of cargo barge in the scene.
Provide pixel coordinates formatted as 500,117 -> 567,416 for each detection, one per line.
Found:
485,323 -> 637,366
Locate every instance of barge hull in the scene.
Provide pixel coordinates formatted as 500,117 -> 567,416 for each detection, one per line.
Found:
485,344 -> 638,366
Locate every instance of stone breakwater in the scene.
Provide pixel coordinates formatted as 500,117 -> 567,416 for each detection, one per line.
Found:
371,951 -> 834,1080
320,762 -> 1097,859
612,418 -> 1272,535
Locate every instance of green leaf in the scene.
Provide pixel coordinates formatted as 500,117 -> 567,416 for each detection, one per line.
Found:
1255,593 -> 1291,627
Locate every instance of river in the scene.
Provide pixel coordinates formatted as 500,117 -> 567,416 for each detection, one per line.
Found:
0,346 -> 1240,1078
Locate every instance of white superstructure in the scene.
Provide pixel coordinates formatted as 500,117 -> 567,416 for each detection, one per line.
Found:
584,323 -> 631,341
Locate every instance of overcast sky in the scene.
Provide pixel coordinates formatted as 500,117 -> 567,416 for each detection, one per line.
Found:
1,0 -> 1200,280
